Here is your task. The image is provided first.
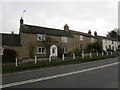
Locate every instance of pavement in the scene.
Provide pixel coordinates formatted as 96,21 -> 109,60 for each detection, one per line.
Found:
2,57 -> 119,88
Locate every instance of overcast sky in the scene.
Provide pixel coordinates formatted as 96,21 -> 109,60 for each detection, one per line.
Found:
1,0 -> 119,36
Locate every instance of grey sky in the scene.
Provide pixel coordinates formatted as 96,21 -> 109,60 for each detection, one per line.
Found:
1,1 -> 118,36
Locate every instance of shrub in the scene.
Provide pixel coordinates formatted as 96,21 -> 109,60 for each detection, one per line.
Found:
86,42 -> 102,53
74,48 -> 82,56
2,49 -> 17,63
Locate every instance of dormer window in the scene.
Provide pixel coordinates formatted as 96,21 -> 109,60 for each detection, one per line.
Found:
61,37 -> 68,42
37,34 -> 46,41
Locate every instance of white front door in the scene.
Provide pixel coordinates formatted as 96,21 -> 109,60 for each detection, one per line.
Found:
50,45 -> 58,57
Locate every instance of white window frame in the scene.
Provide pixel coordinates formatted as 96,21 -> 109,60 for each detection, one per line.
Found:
80,35 -> 83,40
37,47 -> 46,54
61,37 -> 68,42
37,34 -> 46,41
63,48 -> 68,54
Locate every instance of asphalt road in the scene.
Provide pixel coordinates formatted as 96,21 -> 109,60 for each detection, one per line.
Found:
2,57 -> 119,88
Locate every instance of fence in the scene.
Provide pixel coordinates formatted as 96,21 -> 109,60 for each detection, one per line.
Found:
2,51 -> 119,67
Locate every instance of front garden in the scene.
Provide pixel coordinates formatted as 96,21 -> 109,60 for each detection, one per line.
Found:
2,52 -> 119,74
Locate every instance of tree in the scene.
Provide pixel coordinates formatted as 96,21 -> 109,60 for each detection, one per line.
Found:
86,42 -> 102,53
44,36 -> 52,57
2,49 -> 17,63
74,48 -> 82,56
93,42 -> 102,52
107,28 -> 120,41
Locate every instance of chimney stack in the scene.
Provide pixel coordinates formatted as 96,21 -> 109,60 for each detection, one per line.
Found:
88,30 -> 91,35
94,31 -> 97,36
20,17 -> 24,24
64,24 -> 69,31
11,31 -> 14,35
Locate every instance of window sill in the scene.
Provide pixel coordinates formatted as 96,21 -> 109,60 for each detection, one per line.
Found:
37,53 -> 46,55
37,40 -> 45,41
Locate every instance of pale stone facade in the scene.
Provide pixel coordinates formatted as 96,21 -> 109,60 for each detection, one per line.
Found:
102,39 -> 118,52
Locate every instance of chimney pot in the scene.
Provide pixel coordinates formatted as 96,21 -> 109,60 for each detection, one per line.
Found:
11,31 -> 14,35
88,30 -> 91,35
20,17 -> 24,24
94,31 -> 97,36
64,24 -> 69,31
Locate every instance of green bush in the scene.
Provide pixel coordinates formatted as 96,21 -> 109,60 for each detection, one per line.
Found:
74,48 -> 82,56
2,54 -> 117,74
2,49 -> 17,63
86,42 -> 102,53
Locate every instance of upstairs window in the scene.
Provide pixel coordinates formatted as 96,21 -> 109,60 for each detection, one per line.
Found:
37,47 -> 46,54
37,34 -> 46,41
62,48 -> 68,54
61,37 -> 68,42
80,35 -> 83,40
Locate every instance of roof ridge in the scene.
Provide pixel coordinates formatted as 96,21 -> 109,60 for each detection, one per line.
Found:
69,30 -> 90,34
0,33 -> 19,36
21,24 -> 73,37
69,30 -> 95,37
24,24 -> 64,31
97,35 -> 117,41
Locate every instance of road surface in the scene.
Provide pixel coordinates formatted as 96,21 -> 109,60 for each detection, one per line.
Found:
2,57 -> 119,88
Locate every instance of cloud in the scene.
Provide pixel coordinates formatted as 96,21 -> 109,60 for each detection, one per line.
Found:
1,2 -> 118,37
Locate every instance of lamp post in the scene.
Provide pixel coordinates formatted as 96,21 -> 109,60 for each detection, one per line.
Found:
23,10 -> 26,18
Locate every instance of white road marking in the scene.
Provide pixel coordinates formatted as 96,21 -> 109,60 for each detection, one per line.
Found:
3,57 -> 118,76
1,62 -> 119,88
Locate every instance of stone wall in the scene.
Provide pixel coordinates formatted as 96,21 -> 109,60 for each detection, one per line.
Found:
3,32 -> 98,60
3,32 -> 74,59
74,34 -> 97,51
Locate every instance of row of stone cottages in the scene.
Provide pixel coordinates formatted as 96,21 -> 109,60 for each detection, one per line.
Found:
0,17 -> 119,60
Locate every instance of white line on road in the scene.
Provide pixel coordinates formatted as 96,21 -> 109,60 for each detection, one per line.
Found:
1,62 -> 119,88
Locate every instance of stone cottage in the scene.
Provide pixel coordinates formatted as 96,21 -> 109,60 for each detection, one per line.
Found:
1,17 -> 118,60
1,17 -> 75,59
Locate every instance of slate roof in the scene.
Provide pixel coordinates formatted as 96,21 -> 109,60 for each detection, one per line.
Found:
20,24 -> 73,37
95,35 -> 117,41
1,33 -> 21,46
69,30 -> 97,38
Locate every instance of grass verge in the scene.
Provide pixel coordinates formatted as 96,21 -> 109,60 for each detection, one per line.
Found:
2,54 -> 118,74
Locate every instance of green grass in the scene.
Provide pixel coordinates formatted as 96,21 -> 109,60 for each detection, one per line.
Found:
2,54 -> 118,74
